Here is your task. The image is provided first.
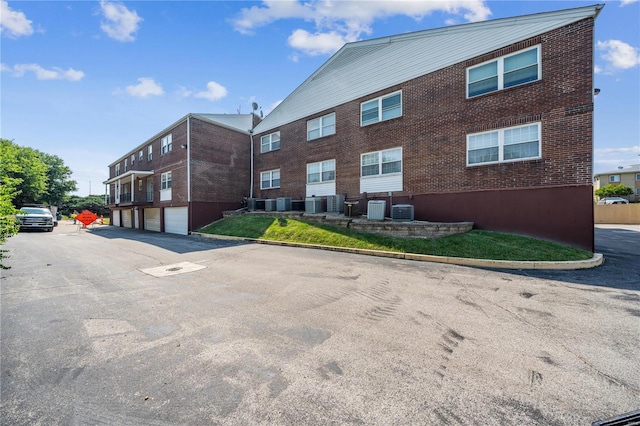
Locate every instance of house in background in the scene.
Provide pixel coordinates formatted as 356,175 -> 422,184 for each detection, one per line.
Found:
103,113 -> 255,234
593,164 -> 640,202
251,4 -> 603,251
105,4 -> 603,252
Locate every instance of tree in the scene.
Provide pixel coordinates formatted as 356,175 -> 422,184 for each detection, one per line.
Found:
61,195 -> 109,216
595,184 -> 633,198
0,183 -> 19,269
0,139 -> 77,207
0,139 -> 48,207
39,152 -> 77,206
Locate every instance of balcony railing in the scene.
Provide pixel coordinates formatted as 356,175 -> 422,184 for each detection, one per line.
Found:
106,192 -> 154,205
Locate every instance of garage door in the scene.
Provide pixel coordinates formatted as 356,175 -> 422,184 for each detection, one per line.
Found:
112,210 -> 120,227
144,208 -> 161,232
164,207 -> 188,235
122,209 -> 133,228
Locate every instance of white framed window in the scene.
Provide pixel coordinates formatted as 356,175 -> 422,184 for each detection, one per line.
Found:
131,154 -> 135,166
467,45 -> 541,98
307,113 -> 336,141
139,150 -> 143,162
148,145 -> 153,161
307,160 -> 336,184
138,179 -> 143,191
361,91 -> 402,126
636,173 -> 640,181
636,188 -> 640,195
609,175 -> 621,183
124,159 -> 128,172
161,171 -> 172,190
161,134 -> 172,154
467,122 -> 541,166
115,164 -> 120,175
361,147 -> 402,177
260,132 -> 280,153
260,169 -> 280,189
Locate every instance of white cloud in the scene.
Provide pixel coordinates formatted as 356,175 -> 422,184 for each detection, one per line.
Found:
594,146 -> 640,173
594,146 -> 640,156
596,39 -> 640,74
232,0 -> 491,57
99,0 -> 142,42
287,29 -> 352,56
194,81 -> 228,102
125,77 -> 164,97
0,0 -> 34,38
2,63 -> 84,81
620,0 -> 638,6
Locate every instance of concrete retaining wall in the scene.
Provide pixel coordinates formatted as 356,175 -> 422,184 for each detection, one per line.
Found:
223,210 -> 473,239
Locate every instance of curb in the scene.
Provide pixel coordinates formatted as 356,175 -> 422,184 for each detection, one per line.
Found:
191,232 -> 604,270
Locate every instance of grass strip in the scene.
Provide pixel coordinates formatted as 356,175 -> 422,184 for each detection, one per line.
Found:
198,216 -> 592,262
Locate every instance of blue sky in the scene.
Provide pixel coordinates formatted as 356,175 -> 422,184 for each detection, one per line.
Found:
1,0 -> 639,196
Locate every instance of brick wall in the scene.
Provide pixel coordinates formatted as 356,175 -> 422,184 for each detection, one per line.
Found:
189,116 -> 251,204
252,18 -> 595,200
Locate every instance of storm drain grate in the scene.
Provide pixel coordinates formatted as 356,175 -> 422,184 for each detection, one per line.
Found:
592,409 -> 640,426
140,262 -> 206,277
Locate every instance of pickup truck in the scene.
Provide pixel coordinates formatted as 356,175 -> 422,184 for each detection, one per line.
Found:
16,207 -> 55,232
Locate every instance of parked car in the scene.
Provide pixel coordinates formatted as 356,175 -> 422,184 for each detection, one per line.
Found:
16,207 -> 55,232
597,197 -> 630,205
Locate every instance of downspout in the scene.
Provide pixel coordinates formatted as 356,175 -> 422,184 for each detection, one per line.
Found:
249,129 -> 254,199
187,115 -> 192,233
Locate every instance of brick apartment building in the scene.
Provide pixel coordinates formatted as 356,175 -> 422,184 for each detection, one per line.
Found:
104,114 -> 255,234
105,4 -> 602,251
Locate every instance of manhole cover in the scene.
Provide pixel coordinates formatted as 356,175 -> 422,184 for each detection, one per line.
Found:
139,262 -> 206,277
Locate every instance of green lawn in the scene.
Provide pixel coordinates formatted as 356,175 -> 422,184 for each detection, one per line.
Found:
197,216 -> 592,262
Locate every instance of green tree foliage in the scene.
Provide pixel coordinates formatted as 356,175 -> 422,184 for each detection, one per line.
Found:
0,139 -> 77,207
61,195 -> 109,216
39,152 -> 78,206
0,138 -> 78,268
595,184 -> 633,198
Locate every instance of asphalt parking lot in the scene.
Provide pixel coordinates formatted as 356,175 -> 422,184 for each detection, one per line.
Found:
1,222 -> 638,425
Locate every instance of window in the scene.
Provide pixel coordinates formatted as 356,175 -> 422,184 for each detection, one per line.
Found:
361,91 -> 402,126
260,132 -> 280,153
307,113 -> 336,140
609,175 -> 621,183
467,46 -> 540,98
636,188 -> 640,196
307,160 -> 336,184
148,145 -> 153,161
161,172 -> 172,190
139,150 -> 143,162
115,164 -> 120,175
467,122 -> 541,166
361,148 -> 402,177
131,154 -> 135,166
260,170 -> 280,189
124,159 -> 128,172
161,134 -> 172,154
636,173 -> 640,181
138,179 -> 143,191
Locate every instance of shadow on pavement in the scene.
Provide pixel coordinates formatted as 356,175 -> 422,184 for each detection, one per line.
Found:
492,226 -> 640,291
88,225 -> 248,255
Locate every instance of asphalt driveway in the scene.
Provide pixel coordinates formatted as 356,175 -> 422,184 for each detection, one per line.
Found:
1,222 -> 638,425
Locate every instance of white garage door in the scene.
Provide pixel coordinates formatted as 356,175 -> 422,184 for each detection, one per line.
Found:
112,210 -> 120,227
144,208 -> 161,232
122,210 -> 133,228
164,207 -> 188,235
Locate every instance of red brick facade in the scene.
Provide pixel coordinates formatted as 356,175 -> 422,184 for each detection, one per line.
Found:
251,19 -> 596,250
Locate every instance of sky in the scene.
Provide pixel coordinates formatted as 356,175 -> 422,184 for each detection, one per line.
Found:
1,0 -> 639,197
